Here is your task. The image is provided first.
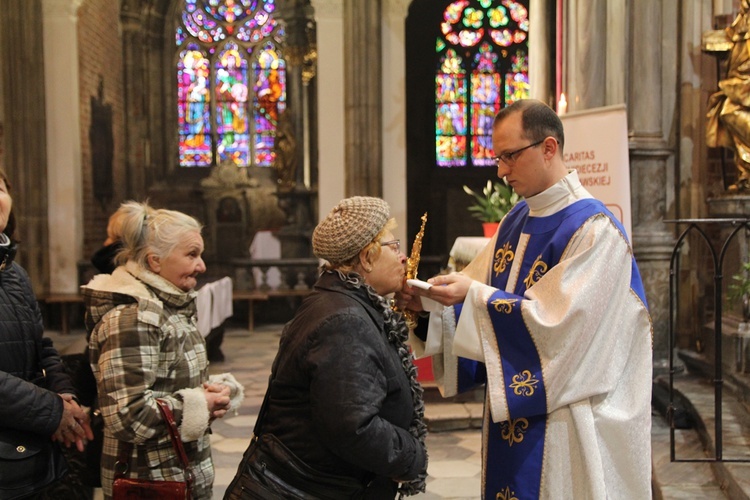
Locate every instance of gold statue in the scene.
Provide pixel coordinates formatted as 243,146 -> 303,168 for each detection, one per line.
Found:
400,212 -> 427,329
273,110 -> 297,192
706,0 -> 750,192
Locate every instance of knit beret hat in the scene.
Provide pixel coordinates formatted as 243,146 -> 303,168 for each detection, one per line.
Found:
312,196 -> 390,264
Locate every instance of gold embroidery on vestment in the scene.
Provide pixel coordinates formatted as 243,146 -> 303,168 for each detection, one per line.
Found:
496,486 -> 519,500
523,254 -> 548,288
491,298 -> 518,314
500,417 -> 529,447
494,242 -> 515,276
509,370 -> 539,396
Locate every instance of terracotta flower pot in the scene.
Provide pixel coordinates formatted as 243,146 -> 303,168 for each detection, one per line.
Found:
482,222 -> 499,238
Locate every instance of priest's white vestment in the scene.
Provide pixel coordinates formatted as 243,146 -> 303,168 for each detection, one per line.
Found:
412,171 -> 652,499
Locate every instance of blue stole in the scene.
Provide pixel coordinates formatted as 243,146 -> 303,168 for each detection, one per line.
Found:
464,198 -> 647,500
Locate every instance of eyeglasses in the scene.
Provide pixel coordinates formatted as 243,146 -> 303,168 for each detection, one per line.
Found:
492,139 -> 545,167
380,240 -> 401,253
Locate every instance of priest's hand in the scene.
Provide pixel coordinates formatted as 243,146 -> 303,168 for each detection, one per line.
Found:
423,272 -> 473,306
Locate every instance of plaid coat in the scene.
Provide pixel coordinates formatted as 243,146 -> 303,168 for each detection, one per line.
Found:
83,262 -> 215,499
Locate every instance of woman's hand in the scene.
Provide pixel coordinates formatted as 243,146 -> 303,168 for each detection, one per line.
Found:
394,282 -> 423,313
52,394 -> 94,452
203,383 -> 231,420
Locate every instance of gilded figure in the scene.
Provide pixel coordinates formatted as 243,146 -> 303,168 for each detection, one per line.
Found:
706,0 -> 750,191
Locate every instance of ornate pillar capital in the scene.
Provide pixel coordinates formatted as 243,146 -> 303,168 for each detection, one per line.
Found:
310,0 -> 343,20
384,0 -> 410,20
41,0 -> 82,19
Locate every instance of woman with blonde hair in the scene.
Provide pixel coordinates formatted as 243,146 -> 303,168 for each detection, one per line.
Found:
90,206 -> 129,275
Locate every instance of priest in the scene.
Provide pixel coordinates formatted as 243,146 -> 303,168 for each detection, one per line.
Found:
405,99 -> 653,499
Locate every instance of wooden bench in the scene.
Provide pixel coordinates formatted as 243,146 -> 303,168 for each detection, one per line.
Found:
232,289 -> 314,331
41,293 -> 84,335
232,290 -> 269,331
41,289 -> 312,335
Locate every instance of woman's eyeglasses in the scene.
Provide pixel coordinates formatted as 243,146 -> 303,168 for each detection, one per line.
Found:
380,240 -> 400,252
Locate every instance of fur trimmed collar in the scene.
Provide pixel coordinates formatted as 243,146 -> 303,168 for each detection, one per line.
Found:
84,262 -> 195,299
81,261 -> 197,318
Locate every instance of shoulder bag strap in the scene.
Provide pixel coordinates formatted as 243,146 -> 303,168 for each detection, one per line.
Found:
113,399 -> 195,485
155,398 -> 195,488
254,326 -> 284,439
252,374 -> 273,439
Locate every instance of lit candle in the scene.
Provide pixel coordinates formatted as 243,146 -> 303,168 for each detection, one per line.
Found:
557,93 -> 568,115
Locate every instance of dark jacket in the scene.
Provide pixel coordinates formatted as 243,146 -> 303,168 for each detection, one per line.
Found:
261,272 -> 427,496
0,247 -> 76,437
90,241 -> 123,275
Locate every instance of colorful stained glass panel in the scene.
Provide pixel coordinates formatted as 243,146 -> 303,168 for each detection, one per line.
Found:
471,104 -> 498,165
176,0 -> 287,167
436,135 -> 467,167
436,75 -> 467,103
436,48 -> 468,167
252,44 -> 286,166
505,50 -> 529,105
436,103 -> 468,135
434,0 -> 530,168
470,43 -> 501,165
178,47 -> 212,167
215,43 -> 249,166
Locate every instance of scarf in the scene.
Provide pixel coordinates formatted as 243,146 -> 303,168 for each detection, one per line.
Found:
330,270 -> 428,497
0,233 -> 16,272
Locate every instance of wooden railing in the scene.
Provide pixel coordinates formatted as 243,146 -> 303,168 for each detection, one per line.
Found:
230,258 -> 320,330
231,257 -> 321,292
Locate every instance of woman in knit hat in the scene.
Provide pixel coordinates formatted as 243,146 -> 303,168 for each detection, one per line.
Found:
226,196 -> 428,499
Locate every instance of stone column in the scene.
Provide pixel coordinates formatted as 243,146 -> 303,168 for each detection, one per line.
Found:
42,0 -> 83,294
628,0 -> 674,363
564,0 -> 606,110
310,0 -> 345,218
277,0 -> 313,189
605,0 -> 627,105
0,0 -> 49,293
143,8 -> 167,187
381,0 -> 409,244
343,0 -> 382,196
528,0 -> 552,103
120,4 -> 147,197
276,0 -> 316,258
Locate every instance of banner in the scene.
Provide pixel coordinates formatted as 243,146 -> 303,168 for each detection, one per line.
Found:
559,105 -> 632,238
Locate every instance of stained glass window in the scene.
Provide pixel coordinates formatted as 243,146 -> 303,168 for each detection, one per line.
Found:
176,0 -> 286,167
435,0 -> 530,168
436,49 -> 467,167
253,44 -> 286,166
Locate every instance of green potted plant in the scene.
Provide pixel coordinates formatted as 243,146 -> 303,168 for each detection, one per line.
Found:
463,180 -> 520,237
728,261 -> 750,324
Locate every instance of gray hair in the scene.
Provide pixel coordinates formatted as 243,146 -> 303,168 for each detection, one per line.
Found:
114,200 -> 203,268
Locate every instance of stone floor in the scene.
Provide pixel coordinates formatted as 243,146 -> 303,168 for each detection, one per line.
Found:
48,323 -> 749,499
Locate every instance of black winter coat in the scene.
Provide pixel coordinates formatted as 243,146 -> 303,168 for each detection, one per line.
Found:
0,250 -> 76,437
261,272 -> 427,498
